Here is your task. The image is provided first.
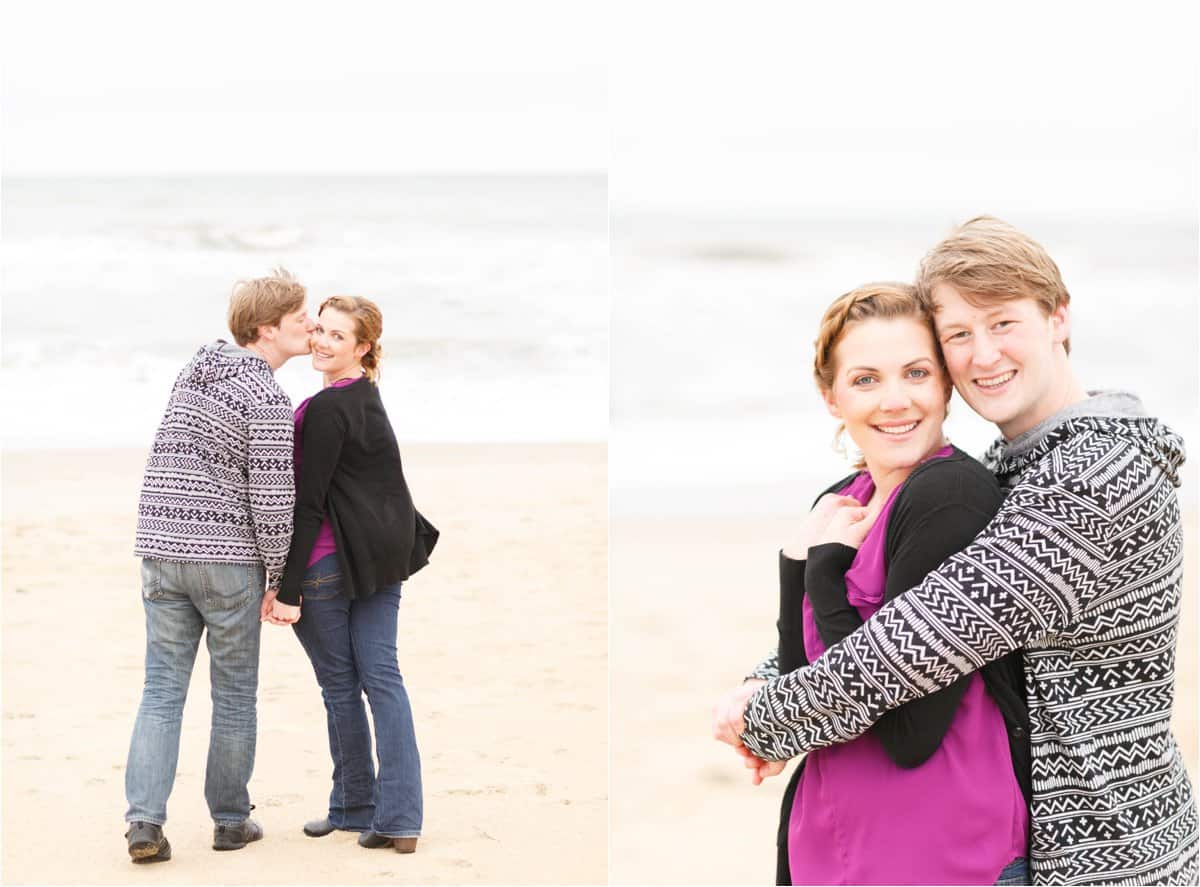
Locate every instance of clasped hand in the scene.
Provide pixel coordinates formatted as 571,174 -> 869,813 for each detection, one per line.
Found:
713,494 -> 882,785
260,589 -> 301,626
711,679 -> 787,785
783,493 -> 882,559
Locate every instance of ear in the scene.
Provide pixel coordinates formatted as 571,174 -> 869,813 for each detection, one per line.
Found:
255,323 -> 277,344
821,386 -> 842,419
1049,303 -> 1070,345
356,341 -> 371,360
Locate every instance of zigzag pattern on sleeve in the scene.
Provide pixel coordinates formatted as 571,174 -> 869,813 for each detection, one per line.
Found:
746,648 -> 780,682
741,416 -> 1199,885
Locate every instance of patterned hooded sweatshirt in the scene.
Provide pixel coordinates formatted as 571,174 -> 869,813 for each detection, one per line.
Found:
134,341 -> 295,590
742,392 -> 1198,885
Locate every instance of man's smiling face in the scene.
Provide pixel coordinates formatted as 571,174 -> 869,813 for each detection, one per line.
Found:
931,282 -> 1070,439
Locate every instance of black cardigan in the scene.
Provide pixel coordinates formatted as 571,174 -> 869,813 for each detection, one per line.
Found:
279,377 -> 438,606
772,447 -> 1030,884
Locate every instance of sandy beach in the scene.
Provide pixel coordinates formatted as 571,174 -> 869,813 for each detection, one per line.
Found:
2,443 -> 607,885
610,512 -> 1199,885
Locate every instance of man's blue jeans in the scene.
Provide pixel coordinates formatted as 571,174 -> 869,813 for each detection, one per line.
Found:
291,554 -> 422,838
124,558 -> 263,827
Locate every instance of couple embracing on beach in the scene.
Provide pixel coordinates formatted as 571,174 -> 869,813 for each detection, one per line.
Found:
123,270 -> 437,863
712,218 -> 1199,885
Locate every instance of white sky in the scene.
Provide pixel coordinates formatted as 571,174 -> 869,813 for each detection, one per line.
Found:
4,2 -> 1196,213
610,2 -> 1198,217
3,0 -> 607,175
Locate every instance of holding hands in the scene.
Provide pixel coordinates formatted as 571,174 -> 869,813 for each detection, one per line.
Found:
712,679 -> 788,785
739,745 -> 787,785
712,679 -> 762,746
714,493 -> 883,786
260,589 -> 301,626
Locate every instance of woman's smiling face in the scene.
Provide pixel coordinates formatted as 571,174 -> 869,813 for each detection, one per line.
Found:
311,306 -> 369,377
823,316 -> 950,475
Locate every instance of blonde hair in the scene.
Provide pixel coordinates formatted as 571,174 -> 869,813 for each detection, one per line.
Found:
228,267 -> 306,346
917,215 -> 1072,353
319,295 -> 384,383
813,282 -> 945,467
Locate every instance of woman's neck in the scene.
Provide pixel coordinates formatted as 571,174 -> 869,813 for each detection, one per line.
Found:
863,442 -> 949,503
323,366 -> 364,388
863,464 -> 914,504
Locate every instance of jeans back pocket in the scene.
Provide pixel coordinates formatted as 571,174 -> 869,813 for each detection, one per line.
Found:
140,558 -> 165,600
204,563 -> 260,611
301,570 -> 344,601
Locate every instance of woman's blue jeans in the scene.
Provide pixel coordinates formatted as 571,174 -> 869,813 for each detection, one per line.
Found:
291,554 -> 422,838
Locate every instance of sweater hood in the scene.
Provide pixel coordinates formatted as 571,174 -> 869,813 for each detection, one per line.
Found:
983,390 -> 1186,489
181,340 -> 272,384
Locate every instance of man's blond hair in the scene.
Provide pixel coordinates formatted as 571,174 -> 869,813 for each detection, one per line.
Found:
228,268 -> 306,346
917,216 -> 1071,353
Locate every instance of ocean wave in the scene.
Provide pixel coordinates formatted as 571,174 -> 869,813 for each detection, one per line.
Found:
145,222 -> 310,252
683,243 -> 793,264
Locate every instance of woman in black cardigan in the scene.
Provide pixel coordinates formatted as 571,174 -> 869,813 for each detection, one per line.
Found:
267,296 -> 437,854
712,284 -> 1030,885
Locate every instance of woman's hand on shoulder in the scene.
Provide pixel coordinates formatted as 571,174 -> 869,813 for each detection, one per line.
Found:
782,494 -> 860,560
818,497 -> 883,549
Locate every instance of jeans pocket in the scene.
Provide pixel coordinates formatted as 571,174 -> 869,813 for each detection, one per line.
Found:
301,559 -> 344,602
140,559 -> 163,600
205,564 -> 258,611
301,574 -> 344,602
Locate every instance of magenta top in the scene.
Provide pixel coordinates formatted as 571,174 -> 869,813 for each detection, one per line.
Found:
293,376 -> 361,569
788,448 -> 1028,885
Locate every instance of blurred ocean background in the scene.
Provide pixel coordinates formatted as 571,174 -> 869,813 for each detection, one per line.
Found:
1,175 -> 607,447
611,212 -> 1199,514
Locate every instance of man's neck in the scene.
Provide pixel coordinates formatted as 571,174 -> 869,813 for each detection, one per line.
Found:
1000,359 -> 1087,441
244,341 -> 283,372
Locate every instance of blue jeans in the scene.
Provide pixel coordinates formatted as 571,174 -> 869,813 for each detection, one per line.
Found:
291,554 -> 422,838
125,558 -> 264,827
995,857 -> 1030,885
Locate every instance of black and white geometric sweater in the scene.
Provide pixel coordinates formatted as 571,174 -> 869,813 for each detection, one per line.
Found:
134,341 -> 295,590
742,400 -> 1199,885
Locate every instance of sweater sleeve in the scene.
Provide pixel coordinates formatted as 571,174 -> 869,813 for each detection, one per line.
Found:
743,554 -> 812,683
803,543 -> 866,648
775,552 -> 810,674
246,399 -> 296,591
803,538 -> 970,768
740,468 -> 1095,762
746,649 -> 780,682
746,474 -> 860,683
278,397 -> 347,605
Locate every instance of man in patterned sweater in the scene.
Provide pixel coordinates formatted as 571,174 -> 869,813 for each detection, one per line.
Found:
715,218 -> 1199,885
123,269 -> 314,863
